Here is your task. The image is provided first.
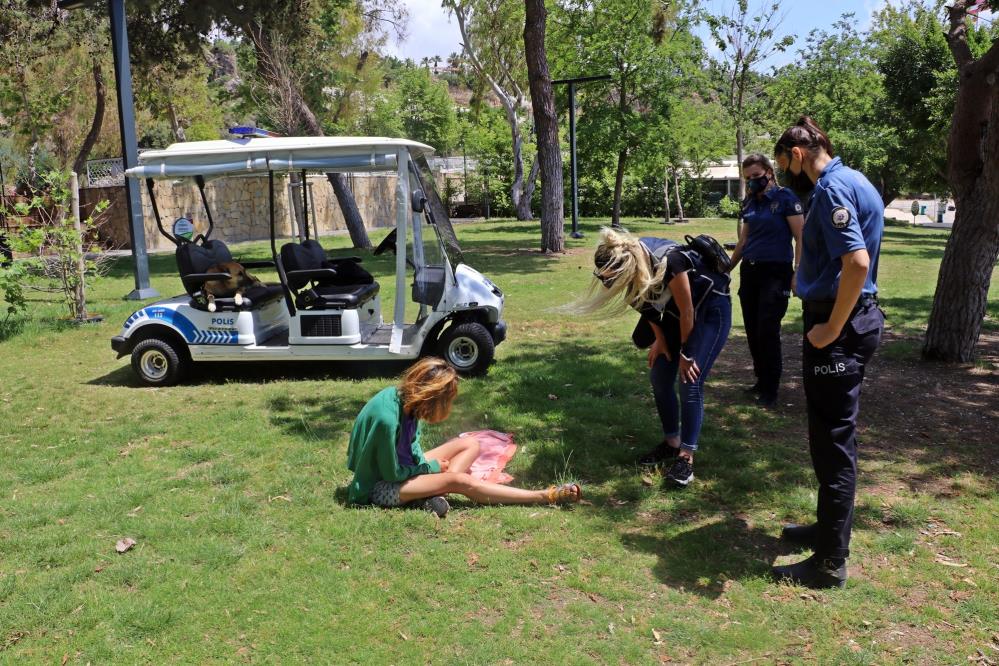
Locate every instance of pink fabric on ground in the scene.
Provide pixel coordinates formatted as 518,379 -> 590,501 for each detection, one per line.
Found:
459,430 -> 518,484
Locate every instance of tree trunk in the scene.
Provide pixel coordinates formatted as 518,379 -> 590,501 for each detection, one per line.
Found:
516,155 -> 540,221
923,186 -> 999,361
923,3 -> 999,361
167,101 -> 187,142
524,0 -> 564,254
663,167 -> 671,224
508,111 -> 532,220
611,149 -> 628,228
735,124 -> 745,234
72,58 -> 106,179
289,171 -> 306,241
246,20 -> 370,248
673,169 -> 684,221
326,173 -> 371,248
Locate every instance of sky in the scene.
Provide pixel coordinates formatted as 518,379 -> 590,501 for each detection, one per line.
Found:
384,0 -> 903,68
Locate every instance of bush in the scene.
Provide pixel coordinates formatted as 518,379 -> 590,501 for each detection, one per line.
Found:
718,196 -> 742,218
0,170 -> 111,326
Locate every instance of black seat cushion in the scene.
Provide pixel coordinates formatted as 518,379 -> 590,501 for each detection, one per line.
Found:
280,239 -> 374,290
296,282 -> 380,309
203,284 -> 287,312
176,239 -> 233,296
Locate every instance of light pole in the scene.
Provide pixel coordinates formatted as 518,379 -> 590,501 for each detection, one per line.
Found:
59,0 -> 158,300
553,74 -> 611,239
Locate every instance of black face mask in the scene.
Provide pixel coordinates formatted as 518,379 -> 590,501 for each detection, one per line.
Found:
779,161 -> 813,198
746,175 -> 770,195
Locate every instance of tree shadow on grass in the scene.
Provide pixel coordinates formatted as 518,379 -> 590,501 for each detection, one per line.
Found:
619,517 -> 783,599
458,338 -> 817,520
266,393 -> 369,444
88,358 -> 410,388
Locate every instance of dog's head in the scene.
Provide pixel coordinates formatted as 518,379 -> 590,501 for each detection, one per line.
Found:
205,261 -> 259,295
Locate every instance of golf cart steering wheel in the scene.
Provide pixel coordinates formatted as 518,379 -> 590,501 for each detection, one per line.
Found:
373,228 -> 397,256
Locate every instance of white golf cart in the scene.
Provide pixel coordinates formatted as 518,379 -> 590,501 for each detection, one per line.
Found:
111,135 -> 507,386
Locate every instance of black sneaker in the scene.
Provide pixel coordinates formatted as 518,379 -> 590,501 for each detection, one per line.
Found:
422,496 -> 450,518
742,382 -> 762,395
771,554 -> 847,589
664,456 -> 694,487
638,442 -> 680,466
780,523 -> 818,548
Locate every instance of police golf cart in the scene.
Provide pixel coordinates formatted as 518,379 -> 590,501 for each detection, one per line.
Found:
111,135 -> 506,386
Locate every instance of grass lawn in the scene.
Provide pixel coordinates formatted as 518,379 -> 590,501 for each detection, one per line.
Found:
1,217 -> 997,664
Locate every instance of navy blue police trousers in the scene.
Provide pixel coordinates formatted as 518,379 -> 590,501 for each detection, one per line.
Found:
802,300 -> 884,560
739,261 -> 793,398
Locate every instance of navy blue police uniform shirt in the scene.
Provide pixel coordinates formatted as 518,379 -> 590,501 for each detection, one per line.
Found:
741,186 -> 802,264
797,157 -> 884,301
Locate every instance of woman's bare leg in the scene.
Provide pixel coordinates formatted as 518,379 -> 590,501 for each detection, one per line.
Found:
424,436 -> 480,473
399,472 -> 567,505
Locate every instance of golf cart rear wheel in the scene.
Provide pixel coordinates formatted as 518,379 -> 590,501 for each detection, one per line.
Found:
131,338 -> 187,387
439,321 -> 494,376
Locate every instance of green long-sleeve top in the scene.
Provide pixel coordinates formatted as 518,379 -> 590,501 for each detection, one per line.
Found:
346,387 -> 441,504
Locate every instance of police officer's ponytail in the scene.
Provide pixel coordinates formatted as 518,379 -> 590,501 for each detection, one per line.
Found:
775,116 -> 834,157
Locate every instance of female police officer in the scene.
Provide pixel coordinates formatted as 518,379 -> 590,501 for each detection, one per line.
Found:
770,116 -> 885,589
728,154 -> 804,407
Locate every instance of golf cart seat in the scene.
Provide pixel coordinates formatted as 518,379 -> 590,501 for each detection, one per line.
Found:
280,239 -> 379,310
176,239 -> 285,311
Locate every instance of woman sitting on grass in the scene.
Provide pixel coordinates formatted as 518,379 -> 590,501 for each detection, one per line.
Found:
346,357 -> 582,516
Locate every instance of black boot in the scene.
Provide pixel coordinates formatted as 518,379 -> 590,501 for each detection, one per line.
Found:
780,523 -> 817,548
771,554 -> 847,589
742,382 -> 762,396
756,392 -> 778,408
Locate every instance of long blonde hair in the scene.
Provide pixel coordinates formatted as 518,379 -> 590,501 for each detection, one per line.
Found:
574,227 -> 670,315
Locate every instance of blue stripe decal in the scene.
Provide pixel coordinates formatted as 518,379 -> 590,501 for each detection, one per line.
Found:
135,307 -> 238,345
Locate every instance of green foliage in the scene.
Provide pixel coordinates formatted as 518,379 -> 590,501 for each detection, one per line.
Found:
869,4 -> 953,195
0,3 -> 111,183
459,107 -> 516,215
717,195 -> 741,218
394,67 -> 458,153
0,171 -> 110,324
550,0 -> 702,219
766,15 -> 896,200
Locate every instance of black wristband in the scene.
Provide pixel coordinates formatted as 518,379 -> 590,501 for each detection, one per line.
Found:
680,347 -> 693,360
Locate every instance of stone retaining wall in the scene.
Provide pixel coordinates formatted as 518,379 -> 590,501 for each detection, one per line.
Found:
84,173 -> 400,251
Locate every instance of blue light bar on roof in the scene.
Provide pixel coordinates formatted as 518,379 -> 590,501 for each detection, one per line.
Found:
228,126 -> 281,138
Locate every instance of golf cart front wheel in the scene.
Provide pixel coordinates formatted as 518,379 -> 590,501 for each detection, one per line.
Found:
439,321 -> 495,376
131,338 -> 188,387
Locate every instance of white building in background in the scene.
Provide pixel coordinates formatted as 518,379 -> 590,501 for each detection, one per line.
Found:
695,158 -> 743,201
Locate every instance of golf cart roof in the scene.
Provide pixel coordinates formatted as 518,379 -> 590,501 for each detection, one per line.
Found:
126,136 -> 436,179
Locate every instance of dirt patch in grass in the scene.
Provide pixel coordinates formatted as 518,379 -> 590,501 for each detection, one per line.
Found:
715,330 -> 999,496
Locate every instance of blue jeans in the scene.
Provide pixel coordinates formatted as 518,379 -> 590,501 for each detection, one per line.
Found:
650,292 -> 731,452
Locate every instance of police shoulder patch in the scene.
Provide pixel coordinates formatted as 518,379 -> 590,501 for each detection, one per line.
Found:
831,207 -> 851,229
793,202 -> 803,214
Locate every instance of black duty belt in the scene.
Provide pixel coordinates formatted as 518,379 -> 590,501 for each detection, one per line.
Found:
803,295 -> 877,316
744,260 -> 792,268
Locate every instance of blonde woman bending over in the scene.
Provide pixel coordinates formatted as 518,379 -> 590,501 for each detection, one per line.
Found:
346,357 -> 582,516
582,227 -> 731,487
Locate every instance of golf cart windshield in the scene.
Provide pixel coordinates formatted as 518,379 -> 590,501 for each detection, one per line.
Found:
414,155 -> 464,266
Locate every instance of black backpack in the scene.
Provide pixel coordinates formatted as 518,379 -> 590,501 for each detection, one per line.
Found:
684,234 -> 732,274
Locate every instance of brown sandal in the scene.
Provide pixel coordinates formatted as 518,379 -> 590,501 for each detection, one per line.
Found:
546,483 -> 582,505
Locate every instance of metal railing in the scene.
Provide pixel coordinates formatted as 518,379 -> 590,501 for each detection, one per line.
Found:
85,158 -> 125,187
